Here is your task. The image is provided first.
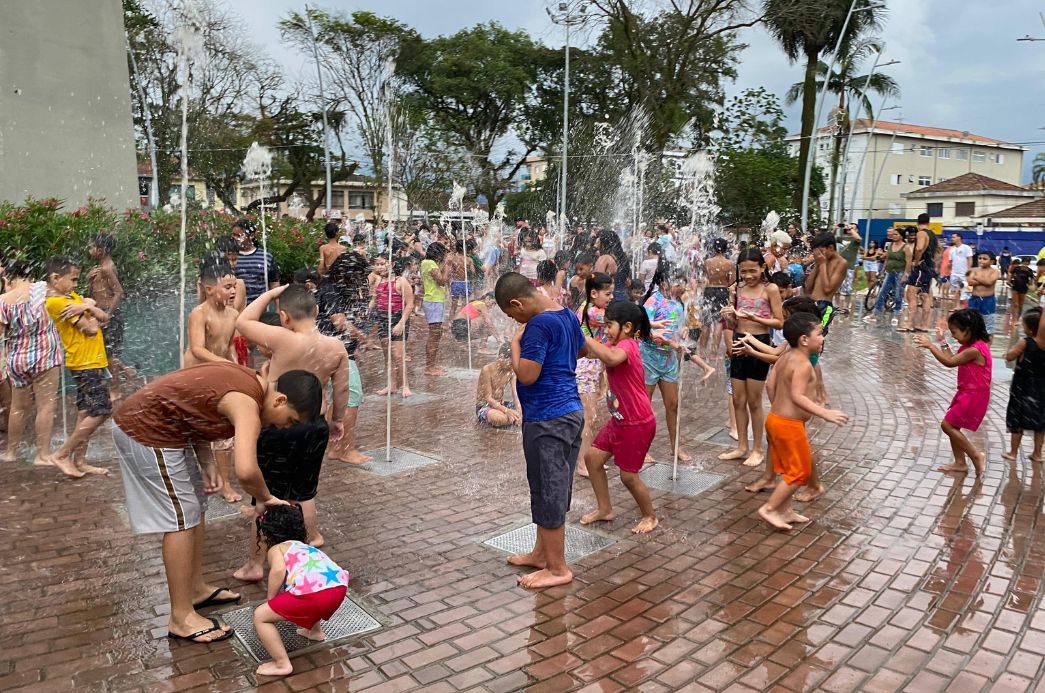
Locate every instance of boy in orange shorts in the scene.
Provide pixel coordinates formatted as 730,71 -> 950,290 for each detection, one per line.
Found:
758,313 -> 848,530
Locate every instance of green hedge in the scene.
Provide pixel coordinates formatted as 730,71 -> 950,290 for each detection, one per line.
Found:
0,197 -> 326,290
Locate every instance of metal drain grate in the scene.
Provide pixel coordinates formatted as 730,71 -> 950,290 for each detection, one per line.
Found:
205,496 -> 243,521
639,464 -> 728,497
355,447 -> 441,476
224,596 -> 381,662
695,426 -> 736,447
484,523 -> 616,563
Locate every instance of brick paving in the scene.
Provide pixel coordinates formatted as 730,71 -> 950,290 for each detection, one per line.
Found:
2,313 -> 1044,692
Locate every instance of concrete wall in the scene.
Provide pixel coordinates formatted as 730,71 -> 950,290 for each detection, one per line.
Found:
0,0 -> 138,209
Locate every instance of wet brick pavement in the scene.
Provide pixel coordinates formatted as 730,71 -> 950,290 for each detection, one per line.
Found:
2,312 -> 1044,692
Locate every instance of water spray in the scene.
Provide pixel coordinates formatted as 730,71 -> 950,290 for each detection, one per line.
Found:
243,141 -> 273,297
450,181 -> 471,370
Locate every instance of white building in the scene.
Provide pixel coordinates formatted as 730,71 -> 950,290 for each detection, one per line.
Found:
787,120 -> 1026,224
902,173 -> 1041,228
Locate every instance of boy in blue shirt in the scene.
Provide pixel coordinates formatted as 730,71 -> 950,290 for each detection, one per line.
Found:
495,272 -> 586,589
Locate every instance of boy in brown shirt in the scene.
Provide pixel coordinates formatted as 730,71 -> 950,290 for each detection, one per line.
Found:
113,363 -> 322,643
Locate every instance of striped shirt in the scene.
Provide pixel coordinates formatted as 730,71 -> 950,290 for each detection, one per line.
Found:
0,282 -> 64,387
236,248 -> 278,303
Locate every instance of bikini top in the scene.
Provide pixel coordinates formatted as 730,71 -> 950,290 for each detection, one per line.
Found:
736,287 -> 772,320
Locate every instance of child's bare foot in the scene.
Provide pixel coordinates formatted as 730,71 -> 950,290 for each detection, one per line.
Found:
375,386 -> 397,396
52,455 -> 85,478
971,452 -> 986,478
744,478 -> 775,493
507,552 -> 545,569
233,563 -> 264,582
728,429 -> 739,440
0,452 -> 17,463
718,448 -> 749,461
701,367 -> 716,382
643,453 -> 655,464
937,463 -> 969,474
1001,451 -> 1018,461
518,568 -> 573,589
256,661 -> 294,677
32,454 -> 54,467
794,485 -> 826,503
296,627 -> 325,641
632,516 -> 659,534
334,450 -> 372,465
222,489 -> 242,503
401,387 -> 413,398
674,448 -> 692,463
424,367 -> 448,376
742,450 -> 764,467
758,505 -> 793,531
580,508 -> 615,525
308,534 -> 325,549
1031,453 -> 1044,463
77,463 -> 110,476
784,511 -> 810,524
576,465 -> 589,478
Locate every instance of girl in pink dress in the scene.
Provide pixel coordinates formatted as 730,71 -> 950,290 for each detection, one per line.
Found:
915,308 -> 992,477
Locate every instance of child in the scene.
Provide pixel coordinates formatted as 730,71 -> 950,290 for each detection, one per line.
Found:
567,253 -> 595,310
517,231 -> 546,286
1002,308 -> 1044,463
0,260 -> 64,468
578,301 -> 659,534
496,271 -> 585,589
252,505 -> 349,677
44,256 -> 111,476
966,251 -> 999,337
914,308 -> 992,477
421,242 -> 450,376
452,291 -> 496,347
576,272 -> 615,477
758,312 -> 848,530
369,256 -> 414,397
86,233 -> 131,396
185,257 -> 242,502
536,260 -> 561,306
719,248 -> 783,468
475,343 -> 520,427
1036,259 -> 1045,308
1009,258 -> 1031,318
292,268 -> 320,294
317,222 -> 346,277
113,364 -> 322,644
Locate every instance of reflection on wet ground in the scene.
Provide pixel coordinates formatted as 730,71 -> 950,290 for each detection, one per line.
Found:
1,313 -> 1044,691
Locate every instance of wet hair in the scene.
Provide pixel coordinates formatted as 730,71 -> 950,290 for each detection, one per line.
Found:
782,295 -> 821,319
326,250 -> 369,294
280,283 -> 317,320
536,260 -> 558,285
581,271 -> 614,334
293,268 -> 320,286
425,241 -> 448,263
1022,308 -> 1042,334
215,235 -> 239,254
497,342 -> 512,359
643,256 -> 676,304
494,271 -> 537,309
43,255 -> 78,280
947,308 -> 990,344
554,250 -> 571,269
769,271 -> 792,289
90,232 -> 116,255
274,370 -> 323,421
233,218 -> 257,237
260,312 -> 283,327
199,253 -> 233,285
657,223 -> 669,234
783,312 -> 821,348
646,242 -> 662,256
976,250 -> 994,263
324,222 -> 340,239
605,300 -> 652,342
4,260 -> 33,280
736,247 -> 770,284
574,252 -> 596,268
595,229 -> 631,278
712,237 -> 729,254
810,233 -> 837,250
916,213 -> 931,225
257,504 -> 307,549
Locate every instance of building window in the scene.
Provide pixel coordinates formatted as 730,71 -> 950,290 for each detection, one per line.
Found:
926,203 -> 943,217
918,145 -> 933,157
955,149 -> 968,161
988,153 -> 998,163
348,192 -> 374,209
918,176 -> 932,186
169,185 -> 196,201
891,142 -> 904,155
890,174 -> 902,185
955,201 -> 976,216
973,151 -> 986,162
330,190 -> 345,207
937,148 -> 950,159
997,153 -> 1005,164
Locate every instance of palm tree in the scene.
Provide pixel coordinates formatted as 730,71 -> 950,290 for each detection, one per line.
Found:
1033,152 -> 1045,187
785,37 -> 900,220
762,0 -> 886,216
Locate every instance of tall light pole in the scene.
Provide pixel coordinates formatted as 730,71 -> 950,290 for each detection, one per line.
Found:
305,4 -> 333,216
847,102 -> 899,249
547,1 -> 588,251
800,1 -> 886,232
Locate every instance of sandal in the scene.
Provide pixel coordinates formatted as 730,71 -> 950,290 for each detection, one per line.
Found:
168,617 -> 234,643
194,587 -> 241,609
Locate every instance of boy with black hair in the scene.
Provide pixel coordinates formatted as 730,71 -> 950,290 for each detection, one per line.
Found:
967,251 -> 1000,336
113,364 -> 322,643
232,219 -> 278,304
757,313 -> 848,531
496,272 -> 586,589
900,212 -> 940,332
87,233 -> 131,395
45,256 -> 111,477
804,233 -> 848,333
318,222 -> 346,277
212,236 -> 247,311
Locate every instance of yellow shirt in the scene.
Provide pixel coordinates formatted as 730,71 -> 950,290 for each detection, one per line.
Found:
421,259 -> 445,303
45,292 -> 108,371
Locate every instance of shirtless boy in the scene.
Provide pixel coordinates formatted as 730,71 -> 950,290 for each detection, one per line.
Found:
758,313 -> 848,531
966,251 -> 1000,337
318,222 -> 347,277
87,233 -> 131,396
804,233 -> 849,334
702,238 -> 734,352
475,344 -> 521,427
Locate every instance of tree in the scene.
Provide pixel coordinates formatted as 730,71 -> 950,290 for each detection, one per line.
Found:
785,37 -> 899,220
762,0 -> 886,213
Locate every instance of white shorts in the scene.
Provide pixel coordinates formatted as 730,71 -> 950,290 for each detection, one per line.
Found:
114,425 -> 205,534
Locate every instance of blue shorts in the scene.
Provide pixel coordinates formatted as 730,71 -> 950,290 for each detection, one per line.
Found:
967,294 -> 996,315
450,281 -> 473,298
641,346 -> 679,385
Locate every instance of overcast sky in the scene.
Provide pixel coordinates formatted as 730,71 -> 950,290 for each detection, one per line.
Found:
227,0 -> 1045,183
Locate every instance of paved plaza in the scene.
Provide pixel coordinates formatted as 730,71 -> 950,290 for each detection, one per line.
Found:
2,315 -> 1044,693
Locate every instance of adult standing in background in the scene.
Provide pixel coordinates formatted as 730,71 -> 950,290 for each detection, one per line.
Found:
232,219 -> 279,304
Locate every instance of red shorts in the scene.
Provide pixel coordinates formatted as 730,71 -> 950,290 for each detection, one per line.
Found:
592,417 -> 656,473
233,335 -> 250,366
268,585 -> 347,629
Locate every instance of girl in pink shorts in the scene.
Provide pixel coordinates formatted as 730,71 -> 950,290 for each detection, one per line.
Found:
577,301 -> 659,534
253,505 -> 349,678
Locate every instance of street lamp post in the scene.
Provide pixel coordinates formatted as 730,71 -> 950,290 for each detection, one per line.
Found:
547,1 -> 587,252
800,0 -> 886,233
847,102 -> 900,249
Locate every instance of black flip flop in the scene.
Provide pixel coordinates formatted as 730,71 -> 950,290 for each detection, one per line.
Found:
194,588 -> 241,609
168,617 -> 234,643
